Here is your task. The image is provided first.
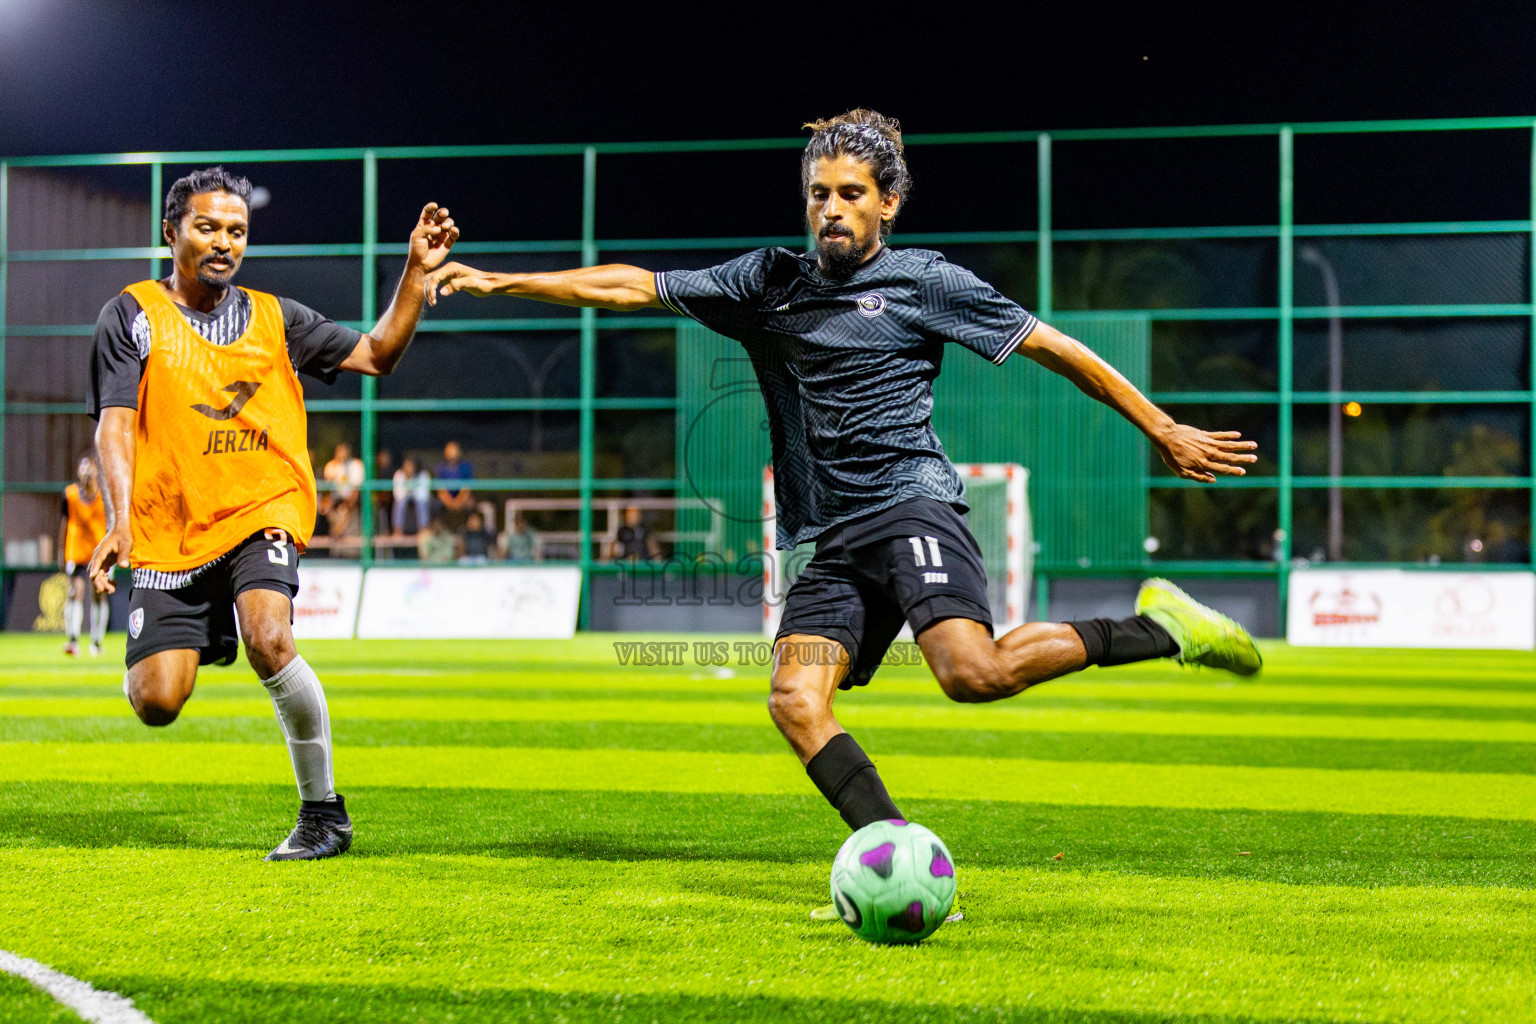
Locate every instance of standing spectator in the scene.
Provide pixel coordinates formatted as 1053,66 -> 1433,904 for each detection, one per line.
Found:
322,443 -> 365,554
392,455 -> 431,535
504,510 -> 540,563
609,505 -> 662,561
434,440 -> 475,530
417,516 -> 457,563
459,510 -> 499,565
372,449 -> 395,541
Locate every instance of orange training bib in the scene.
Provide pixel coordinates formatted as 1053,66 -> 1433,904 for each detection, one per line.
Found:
123,281 -> 318,572
63,482 -> 107,565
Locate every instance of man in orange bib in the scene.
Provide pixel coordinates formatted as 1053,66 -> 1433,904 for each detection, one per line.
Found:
59,455 -> 108,657
87,167 -> 458,861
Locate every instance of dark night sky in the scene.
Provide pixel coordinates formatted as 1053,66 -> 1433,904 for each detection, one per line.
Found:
2,1 -> 1535,155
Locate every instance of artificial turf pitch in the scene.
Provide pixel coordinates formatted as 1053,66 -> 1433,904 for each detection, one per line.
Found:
0,634 -> 1532,1023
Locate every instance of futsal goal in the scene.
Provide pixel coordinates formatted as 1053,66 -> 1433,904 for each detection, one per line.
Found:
761,463 -> 1032,639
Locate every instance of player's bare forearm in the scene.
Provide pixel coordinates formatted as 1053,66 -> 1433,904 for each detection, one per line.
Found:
1018,321 -> 1257,483
341,203 -> 458,375
90,407 -> 137,591
426,262 -> 662,312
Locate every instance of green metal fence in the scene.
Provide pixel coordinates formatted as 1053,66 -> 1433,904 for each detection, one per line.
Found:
5,115 -> 1536,626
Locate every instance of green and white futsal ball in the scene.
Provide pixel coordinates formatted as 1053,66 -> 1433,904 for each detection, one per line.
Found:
830,819 -> 957,944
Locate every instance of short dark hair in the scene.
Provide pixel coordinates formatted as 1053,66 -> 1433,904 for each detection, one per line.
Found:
801,109 -> 912,239
163,166 -> 253,228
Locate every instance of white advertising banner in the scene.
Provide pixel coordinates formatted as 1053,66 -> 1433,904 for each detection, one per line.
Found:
356,567 -> 582,639
1288,569 -> 1535,650
292,566 -> 363,639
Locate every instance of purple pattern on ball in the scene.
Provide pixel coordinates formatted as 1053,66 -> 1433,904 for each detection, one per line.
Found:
886,819 -> 908,826
859,841 -> 896,878
929,845 -> 954,878
887,900 -> 926,933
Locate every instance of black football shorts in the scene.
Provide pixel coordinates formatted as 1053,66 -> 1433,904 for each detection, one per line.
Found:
775,497 -> 993,689
125,528 -> 300,669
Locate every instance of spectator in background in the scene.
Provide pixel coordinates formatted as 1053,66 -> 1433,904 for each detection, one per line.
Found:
505,510 -> 540,562
322,443 -> 365,551
435,440 -> 475,530
459,510 -> 499,565
372,449 -> 394,539
417,515 -> 456,563
392,455 -> 431,535
609,505 -> 662,561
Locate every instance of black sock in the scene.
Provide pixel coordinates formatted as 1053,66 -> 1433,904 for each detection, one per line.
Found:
1067,615 -> 1180,667
805,733 -> 904,830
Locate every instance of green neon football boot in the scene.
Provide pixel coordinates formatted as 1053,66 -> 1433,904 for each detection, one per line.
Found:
1136,578 -> 1262,677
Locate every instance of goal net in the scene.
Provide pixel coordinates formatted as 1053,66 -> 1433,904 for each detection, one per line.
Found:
761,463 -> 1032,639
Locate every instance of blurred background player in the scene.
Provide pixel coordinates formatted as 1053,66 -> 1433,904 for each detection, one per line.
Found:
58,455 -> 108,656
426,109 -> 1262,911
86,166 -> 458,861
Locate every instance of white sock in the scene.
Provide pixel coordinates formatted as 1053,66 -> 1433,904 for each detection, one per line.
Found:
64,598 -> 83,642
261,656 -> 336,803
90,596 -> 109,645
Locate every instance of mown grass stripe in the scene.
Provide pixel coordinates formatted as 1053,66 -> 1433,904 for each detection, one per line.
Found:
9,695 -> 1536,745
1,742 -> 1533,820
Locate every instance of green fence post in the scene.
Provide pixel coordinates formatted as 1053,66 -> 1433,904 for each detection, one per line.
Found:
579,146 -> 598,629
360,150 -> 378,567
149,162 -> 162,280
0,162 -> 8,567
1278,127 -> 1295,619
1037,133 -> 1052,320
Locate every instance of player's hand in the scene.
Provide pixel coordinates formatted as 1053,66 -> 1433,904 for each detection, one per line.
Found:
1155,425 -> 1258,484
407,203 -> 459,273
88,525 -> 132,595
425,262 -> 499,306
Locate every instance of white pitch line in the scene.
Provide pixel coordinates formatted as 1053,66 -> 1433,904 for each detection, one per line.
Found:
0,950 -> 155,1023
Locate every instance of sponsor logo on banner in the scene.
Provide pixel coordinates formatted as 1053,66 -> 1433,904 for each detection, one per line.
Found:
291,566 -> 363,640
357,567 -> 581,639
1289,569 -> 1534,650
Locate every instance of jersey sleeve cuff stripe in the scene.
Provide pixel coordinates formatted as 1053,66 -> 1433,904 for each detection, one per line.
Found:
654,272 -> 690,318
993,313 -> 1038,364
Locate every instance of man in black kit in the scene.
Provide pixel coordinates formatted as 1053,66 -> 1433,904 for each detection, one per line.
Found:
425,109 -> 1262,886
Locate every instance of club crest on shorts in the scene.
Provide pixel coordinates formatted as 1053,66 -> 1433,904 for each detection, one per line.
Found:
856,292 -> 886,318
128,608 -> 144,639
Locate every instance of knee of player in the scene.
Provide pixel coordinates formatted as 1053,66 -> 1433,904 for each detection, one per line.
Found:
934,654 -> 1009,704
767,680 -> 823,730
131,685 -> 185,726
243,626 -> 295,675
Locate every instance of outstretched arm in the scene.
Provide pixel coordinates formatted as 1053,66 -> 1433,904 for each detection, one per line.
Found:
88,407 -> 136,594
338,203 -> 460,375
1017,321 -> 1258,483
426,262 -> 663,312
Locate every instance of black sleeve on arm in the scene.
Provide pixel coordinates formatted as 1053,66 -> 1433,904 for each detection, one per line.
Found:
920,256 -> 1038,365
87,294 -> 148,419
653,248 -> 773,339
282,298 -> 364,383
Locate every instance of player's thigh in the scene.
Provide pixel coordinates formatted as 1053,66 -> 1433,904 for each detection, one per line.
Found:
126,647 -> 200,715
229,528 -> 301,673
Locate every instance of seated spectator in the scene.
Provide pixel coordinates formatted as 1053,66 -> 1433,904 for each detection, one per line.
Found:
609,505 -> 662,561
372,449 -> 395,537
459,510 -> 499,565
504,510 -> 540,562
392,456 -> 431,535
434,440 -> 475,530
322,443 -> 365,557
417,516 -> 457,564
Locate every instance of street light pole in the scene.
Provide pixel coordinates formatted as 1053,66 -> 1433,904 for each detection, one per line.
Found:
1300,246 -> 1345,562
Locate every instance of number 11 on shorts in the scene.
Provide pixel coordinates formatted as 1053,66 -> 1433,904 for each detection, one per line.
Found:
907,536 -> 943,567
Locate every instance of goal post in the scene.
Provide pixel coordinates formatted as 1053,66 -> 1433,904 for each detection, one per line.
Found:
762,463 -> 1032,639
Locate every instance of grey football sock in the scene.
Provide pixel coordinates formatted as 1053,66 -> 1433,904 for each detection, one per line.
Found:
90,596 -> 109,645
261,655 -> 336,803
64,597 -> 83,642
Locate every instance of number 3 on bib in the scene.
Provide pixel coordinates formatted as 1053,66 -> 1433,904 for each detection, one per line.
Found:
264,528 -> 291,566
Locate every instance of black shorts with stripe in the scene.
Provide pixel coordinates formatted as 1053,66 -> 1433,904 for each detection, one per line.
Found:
125,529 -> 299,669
775,497 -> 992,689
